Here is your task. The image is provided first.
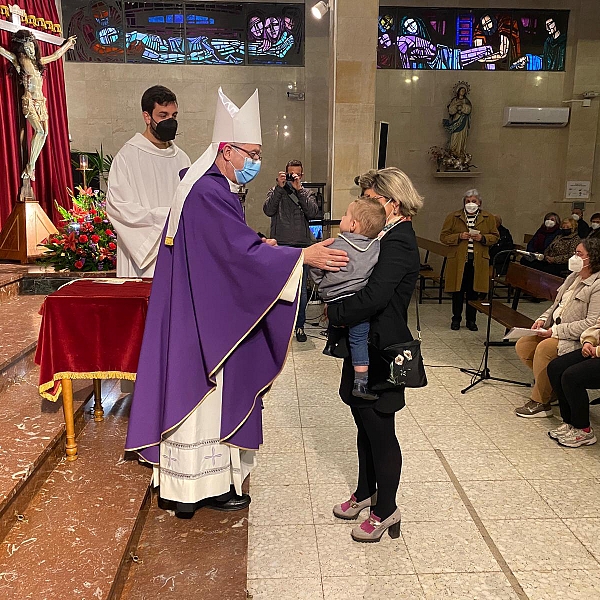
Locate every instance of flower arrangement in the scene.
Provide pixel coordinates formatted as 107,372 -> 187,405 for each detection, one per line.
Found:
39,187 -> 117,272
429,146 -> 475,172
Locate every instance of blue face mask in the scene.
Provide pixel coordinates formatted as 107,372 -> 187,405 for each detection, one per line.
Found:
232,149 -> 261,185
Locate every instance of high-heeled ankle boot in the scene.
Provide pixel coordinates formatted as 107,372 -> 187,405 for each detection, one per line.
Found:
333,492 -> 377,520
351,508 -> 402,543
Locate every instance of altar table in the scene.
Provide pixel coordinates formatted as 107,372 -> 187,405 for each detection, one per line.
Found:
35,280 -> 152,460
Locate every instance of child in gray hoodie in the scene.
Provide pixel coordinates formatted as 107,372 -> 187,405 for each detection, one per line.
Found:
311,198 -> 386,399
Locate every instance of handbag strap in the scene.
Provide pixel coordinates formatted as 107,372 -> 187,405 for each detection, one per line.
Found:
412,285 -> 422,341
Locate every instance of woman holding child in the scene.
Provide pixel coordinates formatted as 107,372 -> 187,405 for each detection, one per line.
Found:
326,167 -> 423,543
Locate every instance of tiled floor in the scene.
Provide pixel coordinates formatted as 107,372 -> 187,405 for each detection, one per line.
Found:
247,301 -> 600,600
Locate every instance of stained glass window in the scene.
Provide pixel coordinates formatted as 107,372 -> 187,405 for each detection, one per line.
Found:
378,7 -> 569,71
63,1 -> 304,65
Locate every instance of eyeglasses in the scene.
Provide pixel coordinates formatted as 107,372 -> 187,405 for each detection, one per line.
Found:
230,145 -> 262,161
359,194 -> 387,201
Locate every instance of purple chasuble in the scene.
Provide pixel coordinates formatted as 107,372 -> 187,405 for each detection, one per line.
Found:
125,164 -> 301,464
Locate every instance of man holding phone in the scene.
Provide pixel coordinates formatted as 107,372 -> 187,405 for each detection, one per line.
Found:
264,160 -> 319,341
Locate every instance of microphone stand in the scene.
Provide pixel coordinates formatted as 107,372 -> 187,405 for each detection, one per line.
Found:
460,248 -> 532,394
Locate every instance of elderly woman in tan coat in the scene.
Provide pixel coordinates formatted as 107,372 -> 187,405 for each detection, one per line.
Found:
515,237 -> 600,419
440,189 -> 499,331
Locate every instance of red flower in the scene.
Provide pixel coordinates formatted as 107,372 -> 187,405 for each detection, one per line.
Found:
63,232 -> 77,251
108,242 -> 117,250
74,260 -> 84,269
91,234 -> 100,244
105,229 -> 114,237
90,208 -> 97,214
79,235 -> 88,243
77,217 -> 85,223
93,216 -> 102,224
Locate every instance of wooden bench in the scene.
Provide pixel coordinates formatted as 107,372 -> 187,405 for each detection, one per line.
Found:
469,262 -> 563,336
416,237 -> 451,304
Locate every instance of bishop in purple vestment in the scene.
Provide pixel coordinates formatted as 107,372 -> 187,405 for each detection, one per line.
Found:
125,88 -> 348,514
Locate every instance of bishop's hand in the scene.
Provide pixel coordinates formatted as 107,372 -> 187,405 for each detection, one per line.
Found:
66,36 -> 77,49
303,239 -> 349,272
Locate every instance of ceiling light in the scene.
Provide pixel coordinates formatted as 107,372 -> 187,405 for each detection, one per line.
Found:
311,1 -> 329,19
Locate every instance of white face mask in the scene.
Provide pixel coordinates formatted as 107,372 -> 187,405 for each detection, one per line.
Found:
464,202 -> 479,214
571,213 -> 580,221
592,222 -> 600,230
568,255 -> 585,273
544,219 -> 556,228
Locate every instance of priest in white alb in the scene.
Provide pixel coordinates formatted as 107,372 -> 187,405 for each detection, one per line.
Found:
106,85 -> 191,277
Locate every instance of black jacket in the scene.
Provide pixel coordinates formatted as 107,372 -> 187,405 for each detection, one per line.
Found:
263,184 -> 318,247
489,224 -> 514,275
328,221 -> 420,413
578,219 -> 591,239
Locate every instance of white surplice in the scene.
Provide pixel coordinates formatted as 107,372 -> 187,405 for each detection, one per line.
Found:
106,133 -> 191,278
153,259 -> 303,503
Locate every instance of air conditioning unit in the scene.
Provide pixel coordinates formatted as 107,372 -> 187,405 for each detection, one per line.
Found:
503,106 -> 570,127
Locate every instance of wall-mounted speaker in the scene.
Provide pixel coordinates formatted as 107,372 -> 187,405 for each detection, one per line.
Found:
375,121 -> 389,169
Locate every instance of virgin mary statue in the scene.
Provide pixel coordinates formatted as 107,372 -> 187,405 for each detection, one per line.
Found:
443,81 -> 472,157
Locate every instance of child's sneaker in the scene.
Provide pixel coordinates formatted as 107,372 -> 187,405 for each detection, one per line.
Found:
557,427 -> 597,448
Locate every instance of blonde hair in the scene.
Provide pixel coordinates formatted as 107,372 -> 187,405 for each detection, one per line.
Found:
562,217 -> 578,233
358,167 -> 423,217
349,198 -> 386,239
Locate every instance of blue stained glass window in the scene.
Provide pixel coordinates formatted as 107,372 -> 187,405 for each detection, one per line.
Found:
63,1 -> 304,65
187,15 -> 215,25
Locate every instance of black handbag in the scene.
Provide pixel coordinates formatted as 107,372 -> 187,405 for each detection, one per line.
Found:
370,289 -> 427,390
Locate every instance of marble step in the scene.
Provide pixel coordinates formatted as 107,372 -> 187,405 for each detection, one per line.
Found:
0,295 -> 44,396
0,365 -> 93,542
0,389 -> 151,599
120,491 -> 249,600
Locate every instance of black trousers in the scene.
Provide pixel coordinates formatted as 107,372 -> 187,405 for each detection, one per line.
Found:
351,406 -> 402,521
452,258 -> 477,323
547,349 -> 600,429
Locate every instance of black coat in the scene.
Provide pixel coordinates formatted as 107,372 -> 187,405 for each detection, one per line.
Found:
578,219 -> 591,239
328,221 -> 420,413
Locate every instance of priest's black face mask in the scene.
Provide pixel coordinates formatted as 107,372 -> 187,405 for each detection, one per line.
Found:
145,102 -> 179,142
151,117 -> 178,142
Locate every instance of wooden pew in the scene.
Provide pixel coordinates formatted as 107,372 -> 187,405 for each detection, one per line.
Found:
416,237 -> 451,304
469,262 -> 563,336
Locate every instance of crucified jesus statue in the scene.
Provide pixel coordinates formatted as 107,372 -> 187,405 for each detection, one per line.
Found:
0,29 -> 76,181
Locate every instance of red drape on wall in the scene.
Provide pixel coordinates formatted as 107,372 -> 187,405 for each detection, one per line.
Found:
0,0 -> 73,229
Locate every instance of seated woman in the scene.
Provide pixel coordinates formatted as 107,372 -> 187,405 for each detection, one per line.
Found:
514,238 -> 600,418
536,217 -> 581,277
546,314 -> 600,447
588,213 -> 600,239
522,212 -> 561,262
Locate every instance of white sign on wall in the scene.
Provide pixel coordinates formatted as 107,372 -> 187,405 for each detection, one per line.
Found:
566,180 -> 591,199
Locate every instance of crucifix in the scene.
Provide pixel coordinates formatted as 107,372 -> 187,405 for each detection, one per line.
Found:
0,4 -> 76,262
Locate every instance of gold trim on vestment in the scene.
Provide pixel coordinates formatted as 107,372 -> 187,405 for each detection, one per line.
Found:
222,256 -> 302,448
39,371 -> 137,402
217,253 -> 303,444
126,251 -> 304,459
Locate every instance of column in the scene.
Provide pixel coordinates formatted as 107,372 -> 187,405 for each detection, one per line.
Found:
327,0 -> 379,220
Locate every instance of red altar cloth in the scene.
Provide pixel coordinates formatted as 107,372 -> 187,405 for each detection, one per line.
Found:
35,280 -> 152,401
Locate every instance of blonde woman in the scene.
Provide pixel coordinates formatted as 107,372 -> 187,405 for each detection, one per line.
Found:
538,217 -> 581,276
327,167 -> 423,543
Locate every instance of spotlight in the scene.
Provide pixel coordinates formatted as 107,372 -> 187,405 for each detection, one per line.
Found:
311,1 -> 329,19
